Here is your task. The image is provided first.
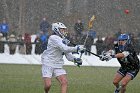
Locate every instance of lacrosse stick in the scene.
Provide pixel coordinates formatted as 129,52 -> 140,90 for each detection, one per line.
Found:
80,15 -> 96,58
83,15 -> 95,46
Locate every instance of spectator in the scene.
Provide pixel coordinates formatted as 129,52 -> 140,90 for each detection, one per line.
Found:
39,33 -> 48,52
34,32 -> 48,54
74,19 -> 84,40
137,32 -> 140,38
24,33 -> 32,54
96,36 -> 104,55
130,33 -> 140,55
0,18 -> 9,39
88,29 -> 96,43
8,34 -> 17,54
17,34 -> 25,54
0,33 -> 6,53
84,31 -> 94,56
34,36 -> 42,54
39,17 -> 50,36
104,36 -> 115,51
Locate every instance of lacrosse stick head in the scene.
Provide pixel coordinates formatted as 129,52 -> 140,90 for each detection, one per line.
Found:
88,15 -> 95,29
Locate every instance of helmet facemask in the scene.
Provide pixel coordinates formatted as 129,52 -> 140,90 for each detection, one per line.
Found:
59,28 -> 68,37
118,40 -> 127,51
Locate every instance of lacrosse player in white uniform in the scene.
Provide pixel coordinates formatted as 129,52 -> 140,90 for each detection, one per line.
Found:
41,22 -> 85,93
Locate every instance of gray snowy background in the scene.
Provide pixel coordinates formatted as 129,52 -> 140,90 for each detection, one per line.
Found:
0,0 -> 140,36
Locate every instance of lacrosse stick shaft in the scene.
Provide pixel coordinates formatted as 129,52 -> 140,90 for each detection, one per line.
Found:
83,15 -> 95,47
70,42 -> 100,58
85,49 -> 100,58
80,15 -> 95,58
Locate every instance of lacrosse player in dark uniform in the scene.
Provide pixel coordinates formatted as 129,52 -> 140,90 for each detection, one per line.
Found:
100,34 -> 139,93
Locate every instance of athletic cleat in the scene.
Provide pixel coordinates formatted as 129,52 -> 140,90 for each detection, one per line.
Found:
114,89 -> 120,93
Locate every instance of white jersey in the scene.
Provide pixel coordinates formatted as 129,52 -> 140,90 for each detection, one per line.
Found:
41,35 -> 77,68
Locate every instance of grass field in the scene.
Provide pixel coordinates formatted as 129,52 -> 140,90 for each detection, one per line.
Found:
0,64 -> 140,93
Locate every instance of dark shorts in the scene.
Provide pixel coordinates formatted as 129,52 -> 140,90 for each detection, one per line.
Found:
117,67 -> 139,80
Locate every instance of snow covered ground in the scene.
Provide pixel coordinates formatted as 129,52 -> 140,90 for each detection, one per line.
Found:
0,44 -> 122,67
0,51 -> 121,67
0,35 -> 139,67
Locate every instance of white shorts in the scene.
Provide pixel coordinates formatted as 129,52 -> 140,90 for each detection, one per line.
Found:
42,65 -> 67,78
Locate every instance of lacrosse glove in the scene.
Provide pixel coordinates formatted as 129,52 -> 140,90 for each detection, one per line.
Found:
74,58 -> 82,67
99,54 -> 112,61
99,55 -> 106,61
104,54 -> 112,61
77,46 -> 86,53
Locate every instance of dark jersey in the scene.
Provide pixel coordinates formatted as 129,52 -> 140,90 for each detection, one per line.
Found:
114,44 -> 139,70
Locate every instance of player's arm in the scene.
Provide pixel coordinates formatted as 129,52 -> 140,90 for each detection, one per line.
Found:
115,45 -> 133,59
115,51 -> 129,58
100,49 -> 129,61
65,53 -> 75,61
51,35 -> 84,53
65,53 -> 82,67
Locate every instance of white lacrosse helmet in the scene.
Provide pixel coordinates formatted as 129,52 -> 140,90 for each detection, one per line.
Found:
52,22 -> 67,37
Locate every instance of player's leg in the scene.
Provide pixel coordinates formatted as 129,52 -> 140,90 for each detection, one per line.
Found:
57,74 -> 68,93
113,72 -> 124,93
43,77 -> 52,93
42,65 -> 53,93
120,69 -> 139,93
113,67 -> 127,93
119,74 -> 131,93
55,68 -> 67,93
